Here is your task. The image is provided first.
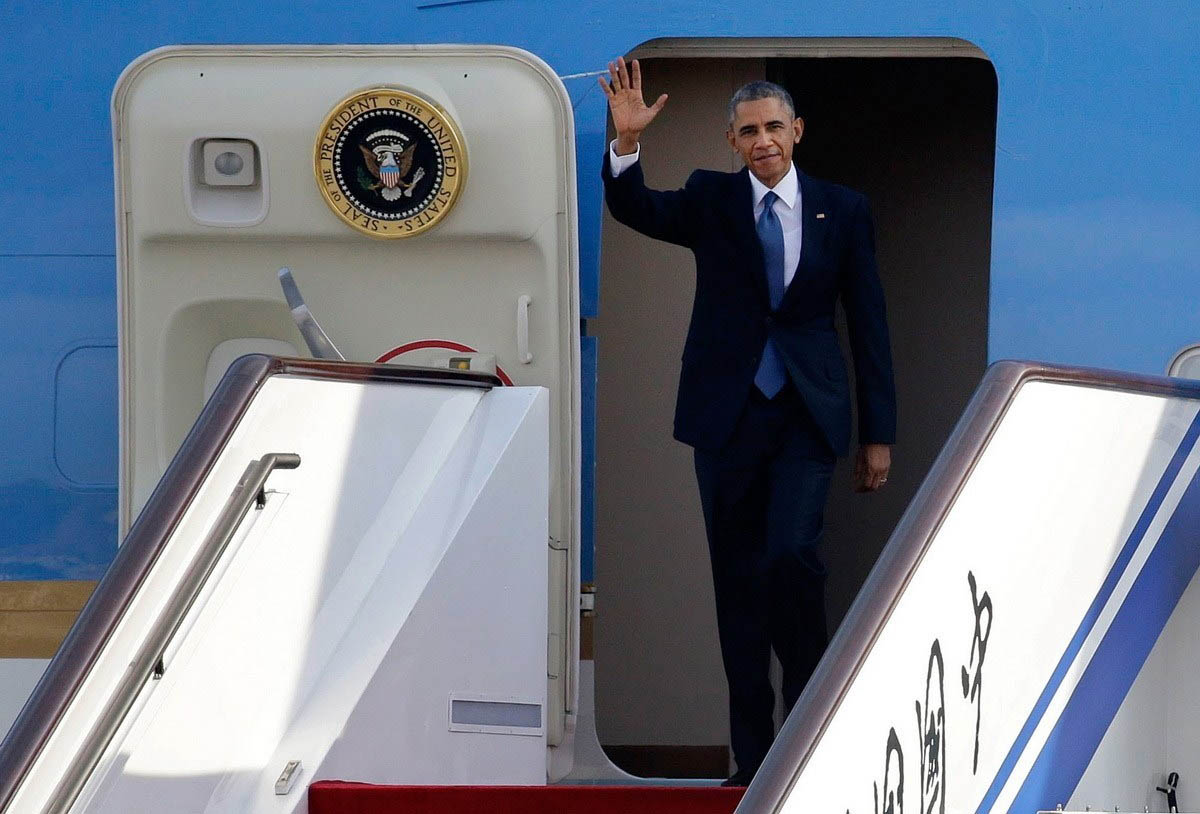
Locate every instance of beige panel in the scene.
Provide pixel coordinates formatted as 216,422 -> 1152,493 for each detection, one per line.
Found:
115,47 -> 582,746
633,36 -> 988,59
594,58 -> 765,752
0,581 -> 97,658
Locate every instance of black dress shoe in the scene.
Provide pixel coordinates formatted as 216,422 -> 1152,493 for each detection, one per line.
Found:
720,768 -> 757,787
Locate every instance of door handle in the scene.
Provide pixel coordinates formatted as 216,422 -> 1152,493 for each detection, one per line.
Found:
517,295 -> 533,365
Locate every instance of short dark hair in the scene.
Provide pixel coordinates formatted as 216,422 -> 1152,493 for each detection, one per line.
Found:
727,81 -> 795,125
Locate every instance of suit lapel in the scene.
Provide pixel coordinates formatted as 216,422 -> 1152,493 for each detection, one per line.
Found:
727,168 -> 770,305
781,170 -> 824,309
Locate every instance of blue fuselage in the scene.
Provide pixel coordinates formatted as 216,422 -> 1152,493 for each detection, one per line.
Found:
2,1 -> 1197,578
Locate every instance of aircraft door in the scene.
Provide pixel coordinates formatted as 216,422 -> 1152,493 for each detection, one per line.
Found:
113,45 -> 581,756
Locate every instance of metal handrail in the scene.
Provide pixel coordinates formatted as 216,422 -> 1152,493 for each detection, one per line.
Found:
737,360 -> 1200,813
35,453 -> 300,814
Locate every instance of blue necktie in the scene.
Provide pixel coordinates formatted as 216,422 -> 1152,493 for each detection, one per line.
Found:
754,190 -> 788,398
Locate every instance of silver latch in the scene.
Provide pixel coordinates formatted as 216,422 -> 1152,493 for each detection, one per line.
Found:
274,760 -> 302,795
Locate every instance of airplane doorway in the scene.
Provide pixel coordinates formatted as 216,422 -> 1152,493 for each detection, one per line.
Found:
592,40 -> 997,777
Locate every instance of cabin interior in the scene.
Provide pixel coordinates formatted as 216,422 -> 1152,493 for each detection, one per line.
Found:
594,43 -> 997,776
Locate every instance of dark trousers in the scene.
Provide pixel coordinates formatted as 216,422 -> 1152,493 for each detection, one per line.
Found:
693,386 -> 835,776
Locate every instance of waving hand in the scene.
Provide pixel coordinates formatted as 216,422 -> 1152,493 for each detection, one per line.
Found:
599,57 -> 668,155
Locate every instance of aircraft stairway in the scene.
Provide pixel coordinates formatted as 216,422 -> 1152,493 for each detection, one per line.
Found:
735,360 -> 1200,814
0,355 -> 551,813
2,359 -> 1200,814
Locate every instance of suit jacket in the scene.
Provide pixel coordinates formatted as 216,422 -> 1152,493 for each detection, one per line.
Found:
602,157 -> 896,456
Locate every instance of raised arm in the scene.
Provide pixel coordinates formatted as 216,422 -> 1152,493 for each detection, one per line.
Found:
599,58 -> 697,247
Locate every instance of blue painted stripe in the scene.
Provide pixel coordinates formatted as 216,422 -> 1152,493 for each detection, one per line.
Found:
976,409 -> 1200,813
1007,439 -> 1200,810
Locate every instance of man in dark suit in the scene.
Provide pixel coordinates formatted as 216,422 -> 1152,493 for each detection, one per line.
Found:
599,58 -> 896,786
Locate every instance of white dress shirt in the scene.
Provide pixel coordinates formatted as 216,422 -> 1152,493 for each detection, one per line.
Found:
608,140 -> 803,287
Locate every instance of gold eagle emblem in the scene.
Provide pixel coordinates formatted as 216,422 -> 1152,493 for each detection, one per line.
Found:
315,87 -> 466,239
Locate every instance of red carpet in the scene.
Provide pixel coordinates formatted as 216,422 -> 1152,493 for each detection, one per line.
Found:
308,782 -> 746,813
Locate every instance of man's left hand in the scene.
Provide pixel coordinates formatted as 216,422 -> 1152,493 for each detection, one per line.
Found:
854,444 -> 891,492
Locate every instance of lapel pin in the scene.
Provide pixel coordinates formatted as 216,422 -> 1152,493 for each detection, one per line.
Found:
816,212 -> 826,219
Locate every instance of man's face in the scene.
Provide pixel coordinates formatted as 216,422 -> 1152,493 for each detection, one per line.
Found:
726,97 -> 804,187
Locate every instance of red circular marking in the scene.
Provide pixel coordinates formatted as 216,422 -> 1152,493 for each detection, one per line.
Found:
376,339 -> 514,386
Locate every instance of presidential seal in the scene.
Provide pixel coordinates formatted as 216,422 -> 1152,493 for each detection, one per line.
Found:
315,88 -> 466,238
